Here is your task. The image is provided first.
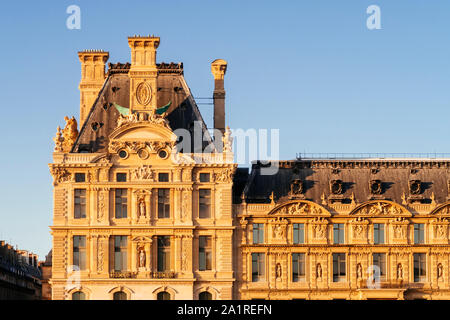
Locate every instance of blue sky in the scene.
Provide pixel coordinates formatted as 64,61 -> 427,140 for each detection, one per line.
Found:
0,0 -> 449,258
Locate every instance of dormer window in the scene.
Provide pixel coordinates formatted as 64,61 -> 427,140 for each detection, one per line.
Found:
369,180 -> 382,195
409,180 -> 422,195
291,179 -> 304,195
330,180 -> 343,195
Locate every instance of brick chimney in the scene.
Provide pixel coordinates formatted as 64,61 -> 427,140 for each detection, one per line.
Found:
78,50 -> 109,125
128,35 -> 160,113
211,59 -> 227,150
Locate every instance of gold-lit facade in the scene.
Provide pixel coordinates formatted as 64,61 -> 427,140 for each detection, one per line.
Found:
49,35 -> 450,300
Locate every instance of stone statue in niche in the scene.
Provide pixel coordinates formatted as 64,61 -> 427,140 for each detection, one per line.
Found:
138,197 -> 146,218
438,263 -> 443,279
138,247 -> 146,268
316,263 -> 322,280
397,263 -> 403,280
357,263 -> 363,279
276,263 -> 282,279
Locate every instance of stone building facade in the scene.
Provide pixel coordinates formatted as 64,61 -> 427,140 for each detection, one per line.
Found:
49,36 -> 234,300
234,160 -> 450,300
0,241 -> 41,299
49,35 -> 450,300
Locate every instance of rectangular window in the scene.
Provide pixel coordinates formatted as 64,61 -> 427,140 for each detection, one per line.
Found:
158,173 -> 169,182
114,236 -> 127,272
374,224 -> 385,244
333,224 -> 345,244
199,173 -> 210,182
372,253 -> 386,280
157,189 -> 170,218
332,253 -> 346,282
414,224 -> 425,244
73,236 -> 86,270
75,173 -> 85,182
251,253 -> 265,282
116,173 -> 127,182
157,236 -> 171,272
199,236 -> 212,271
293,224 -> 305,244
253,224 -> 264,244
414,253 -> 426,282
292,253 -> 306,282
115,189 -> 128,219
414,253 -> 427,282
74,189 -> 86,219
199,189 -> 211,219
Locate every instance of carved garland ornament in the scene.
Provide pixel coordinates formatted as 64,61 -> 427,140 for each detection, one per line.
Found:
352,201 -> 407,216
271,201 -> 328,216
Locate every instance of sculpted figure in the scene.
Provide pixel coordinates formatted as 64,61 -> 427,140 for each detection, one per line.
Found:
397,263 -> 403,280
276,263 -> 282,279
62,116 -> 78,152
438,263 -> 443,279
139,248 -> 146,268
138,197 -> 146,218
316,263 -> 322,279
356,263 -> 363,279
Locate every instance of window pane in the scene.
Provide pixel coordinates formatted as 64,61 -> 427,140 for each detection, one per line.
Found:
414,224 -> 425,244
333,253 -> 346,282
159,173 -> 169,182
293,224 -> 304,244
116,173 -> 126,182
73,236 -> 86,270
253,224 -> 264,244
158,189 -> 170,218
115,189 -> 128,219
199,189 -> 211,219
199,173 -> 210,183
158,236 -> 170,272
72,292 -> 86,300
292,253 -> 305,282
374,224 -> 385,244
74,189 -> 86,219
199,236 -> 212,271
333,224 -> 344,244
114,236 -> 127,271
252,253 -> 265,282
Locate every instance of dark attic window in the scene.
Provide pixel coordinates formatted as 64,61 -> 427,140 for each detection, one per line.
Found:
75,173 -> 86,183
159,173 -> 169,182
116,173 -> 127,182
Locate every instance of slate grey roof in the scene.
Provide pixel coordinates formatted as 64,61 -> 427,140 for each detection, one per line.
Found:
238,159 -> 450,208
72,62 -> 213,153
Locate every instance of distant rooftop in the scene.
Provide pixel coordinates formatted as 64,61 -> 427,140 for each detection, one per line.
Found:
295,153 -> 450,160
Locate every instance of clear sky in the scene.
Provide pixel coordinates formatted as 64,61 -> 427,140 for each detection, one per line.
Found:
0,0 -> 449,258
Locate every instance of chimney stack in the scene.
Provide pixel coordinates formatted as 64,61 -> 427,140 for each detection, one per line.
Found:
128,35 -> 160,114
78,50 -> 109,125
211,59 -> 228,150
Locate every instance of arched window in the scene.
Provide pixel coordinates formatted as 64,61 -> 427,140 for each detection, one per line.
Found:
72,291 -> 86,300
199,291 -> 212,300
157,291 -> 171,300
113,291 -> 127,300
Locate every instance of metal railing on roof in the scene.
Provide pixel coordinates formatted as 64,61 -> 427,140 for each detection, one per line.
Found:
295,152 -> 450,160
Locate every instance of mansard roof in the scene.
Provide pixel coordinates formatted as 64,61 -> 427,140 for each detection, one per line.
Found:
72,62 -> 212,153
237,159 -> 450,206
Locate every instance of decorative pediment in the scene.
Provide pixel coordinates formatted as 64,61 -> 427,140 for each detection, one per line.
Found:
269,200 -> 331,217
131,236 -> 152,243
430,202 -> 450,216
350,200 -> 411,217
108,121 -> 176,158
